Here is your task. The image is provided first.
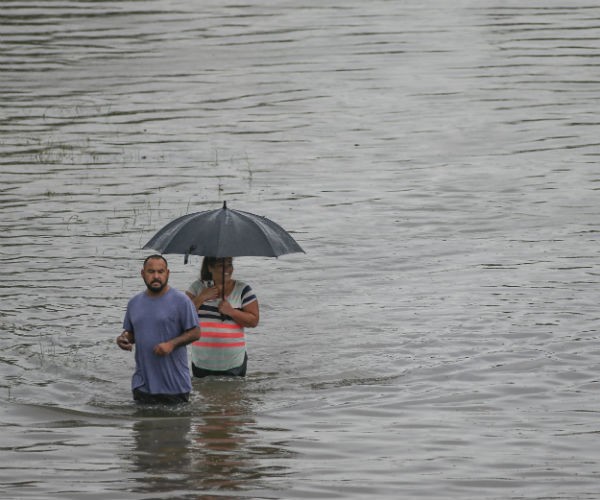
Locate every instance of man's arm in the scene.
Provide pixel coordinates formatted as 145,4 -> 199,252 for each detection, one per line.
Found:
153,326 -> 201,356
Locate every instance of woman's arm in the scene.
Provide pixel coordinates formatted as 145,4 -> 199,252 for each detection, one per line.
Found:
219,299 -> 260,328
185,288 -> 219,309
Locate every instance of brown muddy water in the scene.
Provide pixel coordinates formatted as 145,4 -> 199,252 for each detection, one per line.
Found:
1,1 -> 600,499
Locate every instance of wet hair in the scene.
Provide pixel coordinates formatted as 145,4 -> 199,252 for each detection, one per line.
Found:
143,254 -> 168,268
200,256 -> 232,281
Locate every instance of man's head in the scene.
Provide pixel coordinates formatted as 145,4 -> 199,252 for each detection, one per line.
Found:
142,254 -> 169,295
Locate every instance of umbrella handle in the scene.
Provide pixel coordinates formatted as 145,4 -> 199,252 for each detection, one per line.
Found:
221,264 -> 226,320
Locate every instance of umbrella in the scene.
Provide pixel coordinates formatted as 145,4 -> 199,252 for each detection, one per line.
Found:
142,201 -> 304,301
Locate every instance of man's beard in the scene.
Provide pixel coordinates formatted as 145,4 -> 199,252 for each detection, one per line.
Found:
145,279 -> 167,293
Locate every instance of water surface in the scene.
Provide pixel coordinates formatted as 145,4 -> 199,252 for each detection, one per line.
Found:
1,1 -> 600,499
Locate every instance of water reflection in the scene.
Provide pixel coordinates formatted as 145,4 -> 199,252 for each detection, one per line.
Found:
190,379 -> 259,494
130,415 -> 194,495
127,378 -> 285,498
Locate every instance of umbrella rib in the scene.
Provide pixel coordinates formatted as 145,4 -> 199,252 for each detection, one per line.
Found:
236,211 -> 280,257
167,216 -> 202,255
214,208 -> 228,257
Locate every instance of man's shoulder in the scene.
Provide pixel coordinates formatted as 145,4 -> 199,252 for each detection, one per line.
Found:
166,289 -> 197,322
128,290 -> 147,305
128,288 -> 184,303
167,287 -> 187,299
166,288 -> 195,306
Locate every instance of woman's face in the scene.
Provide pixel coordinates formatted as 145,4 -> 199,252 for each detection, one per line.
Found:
209,258 -> 233,281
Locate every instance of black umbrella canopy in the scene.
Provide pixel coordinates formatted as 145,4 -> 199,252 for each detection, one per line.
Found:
143,201 -> 305,260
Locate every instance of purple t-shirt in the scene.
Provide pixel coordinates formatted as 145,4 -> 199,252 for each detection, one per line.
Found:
123,288 -> 199,395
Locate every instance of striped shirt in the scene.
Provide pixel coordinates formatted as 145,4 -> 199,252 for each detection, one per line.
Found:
187,279 -> 257,372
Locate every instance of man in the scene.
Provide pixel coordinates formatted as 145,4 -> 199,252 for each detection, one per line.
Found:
117,254 -> 200,404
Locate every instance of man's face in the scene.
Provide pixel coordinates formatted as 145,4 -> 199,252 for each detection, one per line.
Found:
142,257 -> 169,294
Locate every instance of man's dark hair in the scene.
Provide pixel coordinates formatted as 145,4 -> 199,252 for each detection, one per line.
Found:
143,254 -> 168,268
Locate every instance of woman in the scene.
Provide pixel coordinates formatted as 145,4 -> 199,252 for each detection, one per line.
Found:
185,257 -> 259,378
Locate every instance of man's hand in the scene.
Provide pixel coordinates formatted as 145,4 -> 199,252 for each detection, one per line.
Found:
153,341 -> 174,356
153,327 -> 200,356
117,331 -> 133,351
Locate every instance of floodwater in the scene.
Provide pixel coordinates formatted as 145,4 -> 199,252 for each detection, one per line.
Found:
1,1 -> 599,498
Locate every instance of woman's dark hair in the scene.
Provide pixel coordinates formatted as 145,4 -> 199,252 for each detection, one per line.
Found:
200,257 -> 217,281
200,257 -> 233,281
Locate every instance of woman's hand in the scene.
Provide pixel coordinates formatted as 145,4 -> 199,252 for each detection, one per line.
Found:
218,299 -> 260,327
218,299 -> 235,317
186,287 -> 219,309
199,286 -> 220,302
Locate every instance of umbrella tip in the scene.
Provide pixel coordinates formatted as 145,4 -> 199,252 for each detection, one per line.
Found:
223,200 -> 227,209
